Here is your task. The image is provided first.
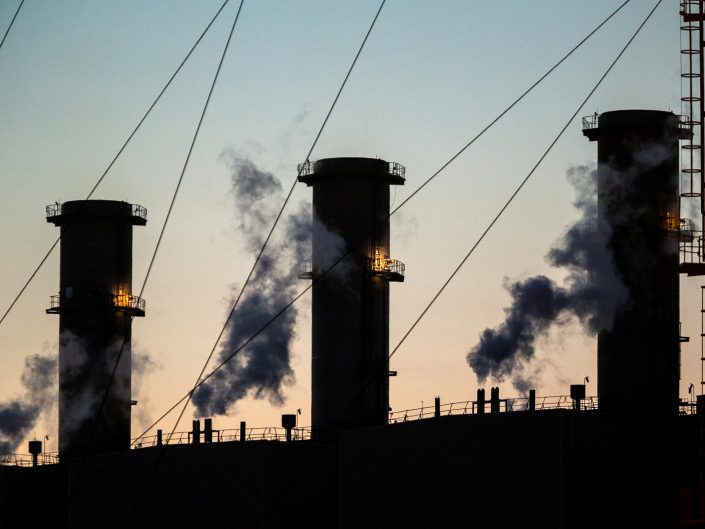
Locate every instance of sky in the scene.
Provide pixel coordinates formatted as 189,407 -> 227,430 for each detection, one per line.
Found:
0,0 -> 698,452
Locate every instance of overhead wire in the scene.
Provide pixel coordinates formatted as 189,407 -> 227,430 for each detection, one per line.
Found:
0,0 -> 231,329
64,0 -> 237,511
29,0 -> 645,520
61,0 -> 247,500
166,0 -> 388,440
133,0 -> 633,442
121,1 -> 247,525
0,0 -> 24,51
390,2 -> 663,356
255,2 -> 665,525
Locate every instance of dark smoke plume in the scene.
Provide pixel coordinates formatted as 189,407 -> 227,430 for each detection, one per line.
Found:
467,165 -> 627,393
193,152 -> 311,417
0,354 -> 57,453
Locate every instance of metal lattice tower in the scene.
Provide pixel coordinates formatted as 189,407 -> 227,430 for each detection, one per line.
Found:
681,1 -> 704,209
681,2 -> 705,397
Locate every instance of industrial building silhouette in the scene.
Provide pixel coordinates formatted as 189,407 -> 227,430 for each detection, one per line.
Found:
1,110 -> 704,529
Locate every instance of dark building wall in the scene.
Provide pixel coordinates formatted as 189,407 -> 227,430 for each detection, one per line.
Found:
47,200 -> 145,459
0,414 -> 694,529
585,110 -> 685,416
0,441 -> 338,529
299,158 -> 404,439
0,465 -> 68,528
340,410 -> 681,529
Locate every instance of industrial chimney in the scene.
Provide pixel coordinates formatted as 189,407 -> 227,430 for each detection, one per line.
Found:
46,200 -> 146,458
298,157 -> 405,439
583,110 -> 688,415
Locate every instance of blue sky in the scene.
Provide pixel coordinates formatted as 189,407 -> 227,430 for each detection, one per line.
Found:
0,0 -> 695,449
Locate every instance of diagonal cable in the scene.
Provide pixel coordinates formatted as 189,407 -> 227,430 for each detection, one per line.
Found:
121,2 -> 246,525
0,0 -> 24,51
134,0 -> 632,441
0,0 -> 231,329
138,0 -> 244,297
167,0 -> 388,440
387,1 -> 663,358
255,2 -> 665,524
67,0 -> 240,509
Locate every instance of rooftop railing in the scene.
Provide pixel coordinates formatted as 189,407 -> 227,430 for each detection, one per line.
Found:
388,395 -> 599,423
1,426 -> 314,466
0,452 -> 59,467
132,426 -> 312,448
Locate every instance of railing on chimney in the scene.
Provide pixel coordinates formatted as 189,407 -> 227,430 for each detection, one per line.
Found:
298,259 -> 313,279
112,292 -> 146,314
296,160 -> 406,182
131,204 -> 148,222
582,113 -> 599,131
45,202 -> 62,218
44,202 -> 147,221
47,290 -> 145,316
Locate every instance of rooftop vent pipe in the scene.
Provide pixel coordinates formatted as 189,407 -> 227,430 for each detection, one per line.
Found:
281,414 -> 297,442
28,441 -> 42,467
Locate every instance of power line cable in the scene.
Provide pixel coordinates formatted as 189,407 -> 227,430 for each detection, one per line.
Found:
383,0 -> 631,228
167,0 -> 387,443
57,0 -> 386,500
121,2 -> 246,525
0,0 -> 231,329
0,0 -> 24,51
137,0 -> 244,298
255,2 -> 665,524
387,1 -> 663,359
133,0 -> 632,441
66,0 -> 237,510
60,0 -> 661,520
64,1 -> 639,514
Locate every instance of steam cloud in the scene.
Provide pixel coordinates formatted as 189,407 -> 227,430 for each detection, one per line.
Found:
59,331 -> 131,440
193,152 -> 312,417
467,165 -> 628,393
0,354 -> 57,453
132,348 -> 160,432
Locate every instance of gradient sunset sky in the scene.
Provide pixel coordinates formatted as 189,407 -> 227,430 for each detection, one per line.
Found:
0,0 -> 695,450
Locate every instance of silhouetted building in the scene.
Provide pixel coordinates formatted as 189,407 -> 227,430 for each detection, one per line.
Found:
1,135 -> 702,528
46,200 -> 146,458
583,110 -> 688,416
298,157 -> 405,439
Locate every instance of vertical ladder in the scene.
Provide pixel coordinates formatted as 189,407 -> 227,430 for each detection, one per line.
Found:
681,1 -> 704,214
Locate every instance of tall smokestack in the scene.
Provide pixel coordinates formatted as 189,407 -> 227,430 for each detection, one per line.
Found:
46,200 -> 146,458
583,110 -> 687,415
298,157 -> 405,439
